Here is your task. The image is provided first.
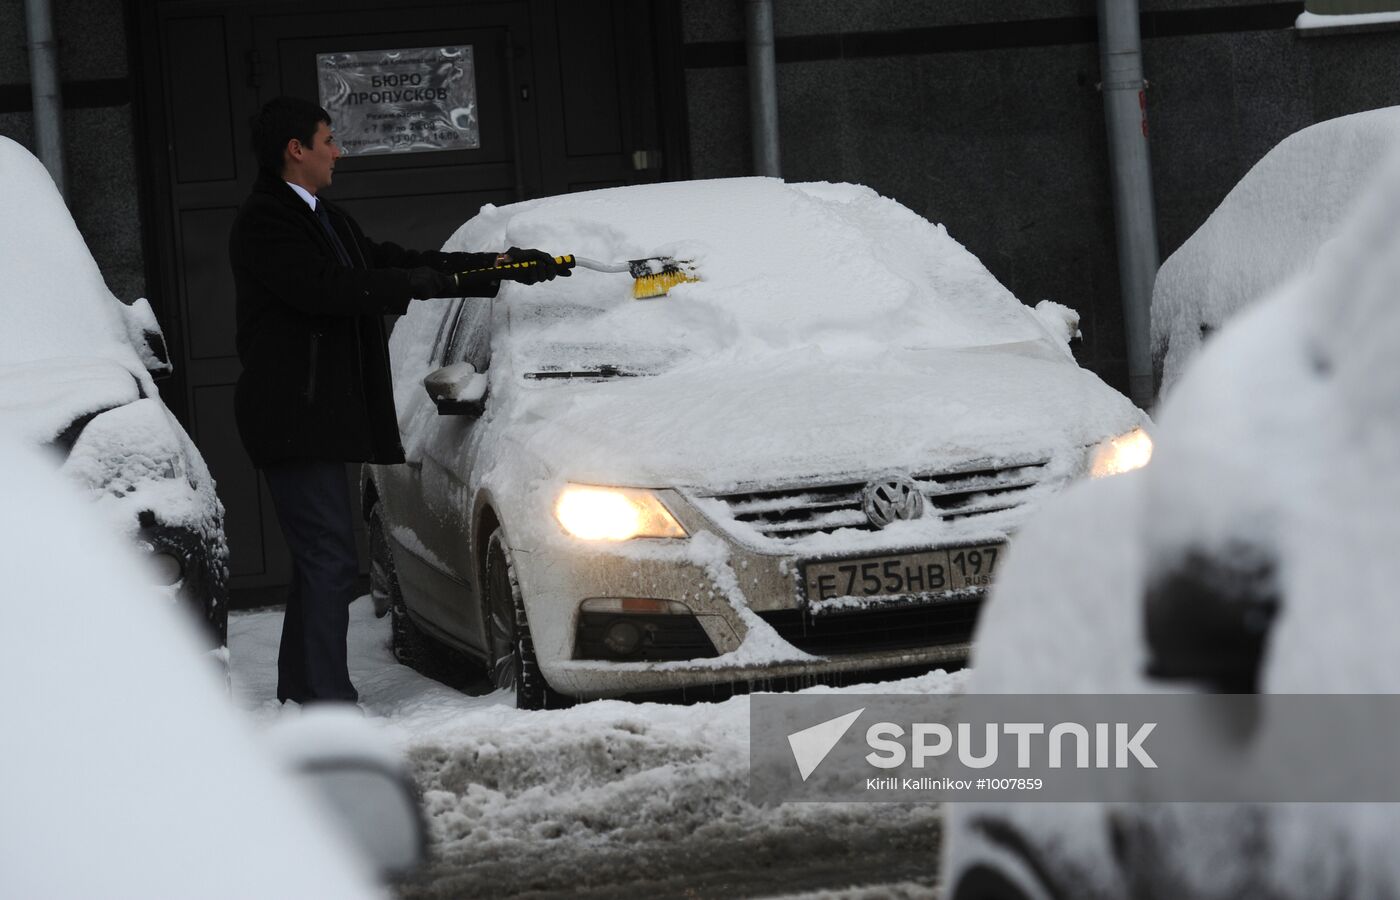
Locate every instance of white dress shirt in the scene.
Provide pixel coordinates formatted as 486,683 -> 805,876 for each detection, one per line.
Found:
285,182 -> 317,211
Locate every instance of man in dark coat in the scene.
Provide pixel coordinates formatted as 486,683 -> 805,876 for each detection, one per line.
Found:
229,96 -> 565,704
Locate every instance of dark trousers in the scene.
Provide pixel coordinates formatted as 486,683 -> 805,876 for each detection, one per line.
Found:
263,460 -> 359,704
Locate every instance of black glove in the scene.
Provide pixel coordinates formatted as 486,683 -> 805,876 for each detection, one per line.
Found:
406,267 -> 457,299
501,247 -> 571,284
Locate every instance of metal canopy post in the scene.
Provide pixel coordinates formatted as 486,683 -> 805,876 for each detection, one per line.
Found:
24,0 -> 67,198
745,0 -> 782,177
1098,0 -> 1160,408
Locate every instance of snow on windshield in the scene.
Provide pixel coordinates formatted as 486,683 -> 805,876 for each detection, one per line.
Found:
439,177 -> 1050,372
1151,106 -> 1400,394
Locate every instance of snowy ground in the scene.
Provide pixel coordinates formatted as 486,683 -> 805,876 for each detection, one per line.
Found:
231,597 -> 966,898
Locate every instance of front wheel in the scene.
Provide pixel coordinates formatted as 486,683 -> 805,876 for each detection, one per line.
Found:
483,528 -> 569,710
951,865 -> 1038,900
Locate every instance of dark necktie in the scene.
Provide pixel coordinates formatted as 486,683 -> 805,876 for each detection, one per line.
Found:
314,201 -> 354,267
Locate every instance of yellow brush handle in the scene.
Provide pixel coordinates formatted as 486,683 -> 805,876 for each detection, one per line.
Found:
456,254 -> 576,276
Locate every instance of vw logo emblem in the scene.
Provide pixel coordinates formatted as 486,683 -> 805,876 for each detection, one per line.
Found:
861,475 -> 926,528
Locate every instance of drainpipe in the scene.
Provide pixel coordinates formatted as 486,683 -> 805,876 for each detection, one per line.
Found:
1098,0 -> 1159,409
25,0 -> 67,198
745,0 -> 781,177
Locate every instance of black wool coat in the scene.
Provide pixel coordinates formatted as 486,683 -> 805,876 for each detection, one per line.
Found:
229,171 -> 496,467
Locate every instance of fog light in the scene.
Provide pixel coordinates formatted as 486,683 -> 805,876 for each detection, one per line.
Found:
603,621 -> 644,657
146,550 -> 184,586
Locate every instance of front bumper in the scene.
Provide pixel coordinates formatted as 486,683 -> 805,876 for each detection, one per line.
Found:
547,641 -> 972,699
513,517 -> 986,700
506,440 -> 1093,700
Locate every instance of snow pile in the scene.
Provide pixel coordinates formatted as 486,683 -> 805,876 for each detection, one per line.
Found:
1151,107 -> 1400,394
0,438 -> 376,899
232,599 -> 965,896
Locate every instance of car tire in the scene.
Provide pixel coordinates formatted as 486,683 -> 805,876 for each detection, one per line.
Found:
371,503 -> 444,677
950,865 -> 1037,900
483,527 -> 569,710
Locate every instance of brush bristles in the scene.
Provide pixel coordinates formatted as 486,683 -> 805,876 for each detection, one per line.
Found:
633,270 -> 699,299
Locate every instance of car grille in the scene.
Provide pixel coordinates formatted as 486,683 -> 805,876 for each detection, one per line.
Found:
706,459 -> 1049,540
757,597 -> 983,656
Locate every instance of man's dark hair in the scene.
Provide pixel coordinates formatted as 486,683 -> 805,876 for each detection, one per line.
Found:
250,96 -> 331,175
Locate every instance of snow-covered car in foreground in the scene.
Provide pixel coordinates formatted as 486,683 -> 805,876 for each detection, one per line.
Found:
943,137 -> 1400,899
0,436 -> 423,895
0,137 -> 228,645
365,177 -> 1149,708
1152,105 -> 1400,395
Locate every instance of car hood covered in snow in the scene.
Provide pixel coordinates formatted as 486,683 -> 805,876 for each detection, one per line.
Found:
0,357 -> 143,446
503,345 -> 1140,490
0,357 -> 222,540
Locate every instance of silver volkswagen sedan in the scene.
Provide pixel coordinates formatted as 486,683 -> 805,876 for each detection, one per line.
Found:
363,177 -> 1148,708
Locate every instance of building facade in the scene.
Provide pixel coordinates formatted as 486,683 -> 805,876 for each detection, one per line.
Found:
4,0 -> 1397,605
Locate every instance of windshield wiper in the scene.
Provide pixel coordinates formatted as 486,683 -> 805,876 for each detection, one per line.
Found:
524,365 -> 641,380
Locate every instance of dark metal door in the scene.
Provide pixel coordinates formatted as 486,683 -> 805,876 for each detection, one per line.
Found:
139,0 -> 684,608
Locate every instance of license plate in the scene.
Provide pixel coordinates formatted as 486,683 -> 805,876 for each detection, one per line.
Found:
802,543 -> 1003,603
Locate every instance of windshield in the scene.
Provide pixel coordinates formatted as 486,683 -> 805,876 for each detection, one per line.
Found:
462,178 -> 1056,379
502,283 -> 1050,381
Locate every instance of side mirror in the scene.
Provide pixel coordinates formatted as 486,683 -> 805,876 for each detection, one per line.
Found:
1143,547 -> 1279,694
263,708 -> 428,881
122,298 -> 174,379
424,361 -> 488,417
1033,300 -> 1081,347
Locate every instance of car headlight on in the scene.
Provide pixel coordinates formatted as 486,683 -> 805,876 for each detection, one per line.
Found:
1090,427 -> 1153,478
554,485 -> 688,540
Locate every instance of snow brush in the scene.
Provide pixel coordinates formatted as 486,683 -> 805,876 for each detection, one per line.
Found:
454,254 -> 699,299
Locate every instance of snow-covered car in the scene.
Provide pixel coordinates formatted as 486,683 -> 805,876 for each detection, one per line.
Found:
0,435 -> 423,895
365,177 -> 1149,708
943,138 -> 1400,899
1152,106 -> 1400,395
0,137 -> 228,645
